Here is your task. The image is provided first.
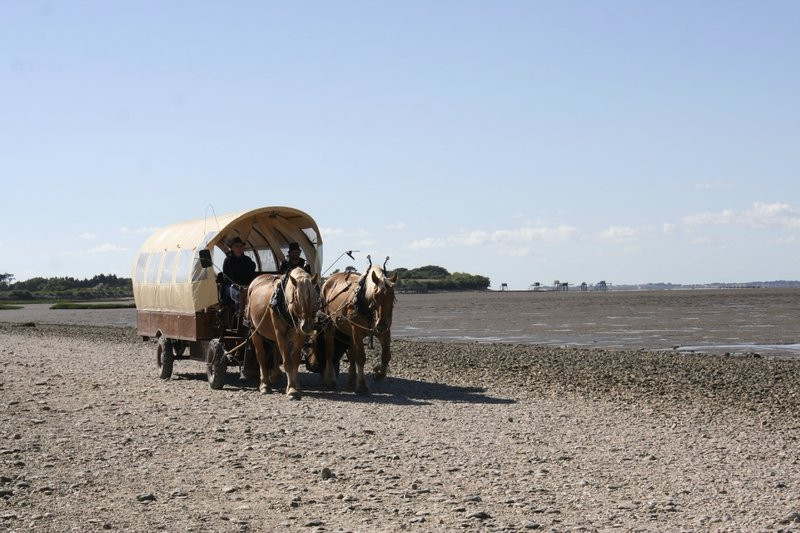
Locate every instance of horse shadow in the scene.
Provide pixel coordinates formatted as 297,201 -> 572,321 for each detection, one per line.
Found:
302,374 -> 516,406
174,370 -> 514,406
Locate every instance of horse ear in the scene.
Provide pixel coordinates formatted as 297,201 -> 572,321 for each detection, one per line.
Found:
390,272 -> 398,283
288,273 -> 297,286
311,273 -> 319,285
371,269 -> 380,285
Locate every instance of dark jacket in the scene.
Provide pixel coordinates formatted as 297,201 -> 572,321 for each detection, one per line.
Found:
223,253 -> 257,285
279,257 -> 310,275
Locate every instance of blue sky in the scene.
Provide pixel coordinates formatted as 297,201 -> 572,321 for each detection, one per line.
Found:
2,1 -> 799,289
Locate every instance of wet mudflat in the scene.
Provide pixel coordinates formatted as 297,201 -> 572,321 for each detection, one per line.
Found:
393,288 -> 800,357
3,288 -> 800,356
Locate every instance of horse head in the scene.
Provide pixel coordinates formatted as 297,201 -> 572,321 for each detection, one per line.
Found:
366,267 -> 397,334
286,270 -> 319,336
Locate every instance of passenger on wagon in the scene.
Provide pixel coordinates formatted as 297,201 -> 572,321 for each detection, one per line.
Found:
223,237 -> 256,312
272,242 -> 312,310
279,242 -> 311,275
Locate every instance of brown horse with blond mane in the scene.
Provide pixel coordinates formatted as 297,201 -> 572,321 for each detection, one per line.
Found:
246,269 -> 318,399
320,262 -> 397,393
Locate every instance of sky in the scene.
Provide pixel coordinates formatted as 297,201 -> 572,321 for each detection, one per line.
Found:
2,1 -> 799,289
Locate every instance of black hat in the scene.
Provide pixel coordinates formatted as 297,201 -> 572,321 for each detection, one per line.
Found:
229,237 -> 245,247
288,242 -> 300,251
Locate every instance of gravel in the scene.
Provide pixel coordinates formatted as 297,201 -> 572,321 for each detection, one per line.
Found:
1,322 -> 799,532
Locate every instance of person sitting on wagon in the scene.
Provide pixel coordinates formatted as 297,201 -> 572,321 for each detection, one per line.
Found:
272,242 -> 312,309
279,242 -> 311,275
223,237 -> 256,313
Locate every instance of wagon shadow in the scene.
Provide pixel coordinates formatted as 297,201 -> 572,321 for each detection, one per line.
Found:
174,371 -> 514,406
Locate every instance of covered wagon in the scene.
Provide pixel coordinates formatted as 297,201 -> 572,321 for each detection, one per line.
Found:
131,206 -> 323,388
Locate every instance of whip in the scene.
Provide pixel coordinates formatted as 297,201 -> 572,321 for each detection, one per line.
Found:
321,250 -> 359,276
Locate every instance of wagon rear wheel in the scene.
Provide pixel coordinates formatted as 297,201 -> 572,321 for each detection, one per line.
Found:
157,337 -> 174,379
206,339 -> 227,390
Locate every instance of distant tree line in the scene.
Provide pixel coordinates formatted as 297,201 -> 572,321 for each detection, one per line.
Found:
391,265 -> 490,292
0,273 -> 133,300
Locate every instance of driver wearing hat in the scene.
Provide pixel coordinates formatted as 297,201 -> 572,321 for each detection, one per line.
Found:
279,242 -> 311,275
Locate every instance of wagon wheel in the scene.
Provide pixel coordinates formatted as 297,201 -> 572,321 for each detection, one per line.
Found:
157,337 -> 174,379
206,339 -> 227,390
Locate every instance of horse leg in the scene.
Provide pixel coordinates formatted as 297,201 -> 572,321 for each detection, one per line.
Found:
268,343 -> 282,385
273,325 -> 301,400
322,324 -> 338,390
347,345 -> 357,392
372,330 -> 391,380
284,332 -> 305,400
251,334 -> 272,395
351,331 -> 368,394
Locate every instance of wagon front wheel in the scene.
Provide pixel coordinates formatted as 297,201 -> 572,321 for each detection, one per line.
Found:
206,339 -> 227,390
157,337 -> 174,379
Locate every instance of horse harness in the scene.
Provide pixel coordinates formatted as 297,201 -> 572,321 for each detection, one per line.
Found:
270,273 -> 306,330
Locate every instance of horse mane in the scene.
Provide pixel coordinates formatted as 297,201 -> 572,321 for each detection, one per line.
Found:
285,269 -> 315,315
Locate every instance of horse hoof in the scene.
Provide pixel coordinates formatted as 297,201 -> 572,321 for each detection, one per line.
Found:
259,385 -> 272,395
355,384 -> 369,395
372,366 -> 387,380
287,390 -> 301,401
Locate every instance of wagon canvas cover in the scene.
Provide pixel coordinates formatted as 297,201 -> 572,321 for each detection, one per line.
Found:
132,206 -> 322,318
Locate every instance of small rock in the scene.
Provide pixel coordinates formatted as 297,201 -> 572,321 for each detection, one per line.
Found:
320,467 -> 333,480
779,511 -> 800,524
468,511 -> 491,520
222,486 -> 239,494
463,494 -> 482,502
136,493 -> 156,502
523,522 -> 541,530
0,489 -> 13,498
304,519 -> 323,527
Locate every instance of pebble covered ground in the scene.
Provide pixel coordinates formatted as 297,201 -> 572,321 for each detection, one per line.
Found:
1,322 -> 799,532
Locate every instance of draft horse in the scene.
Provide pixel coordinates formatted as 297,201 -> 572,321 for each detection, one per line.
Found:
320,262 -> 397,393
246,269 -> 318,399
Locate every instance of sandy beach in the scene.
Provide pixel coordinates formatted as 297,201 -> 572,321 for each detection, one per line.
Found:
1,311 -> 799,531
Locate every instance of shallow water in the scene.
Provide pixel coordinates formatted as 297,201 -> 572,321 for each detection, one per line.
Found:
3,289 -> 800,358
